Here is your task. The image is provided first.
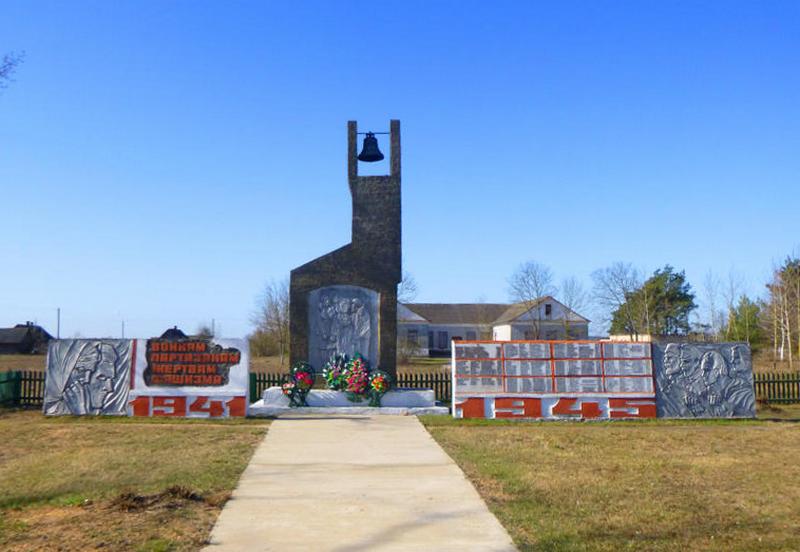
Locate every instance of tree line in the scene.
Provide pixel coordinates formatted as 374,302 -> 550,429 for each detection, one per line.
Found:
509,254 -> 800,369
250,252 -> 800,370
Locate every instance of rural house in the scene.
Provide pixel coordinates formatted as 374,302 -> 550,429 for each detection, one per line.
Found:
0,322 -> 54,354
398,297 -> 590,356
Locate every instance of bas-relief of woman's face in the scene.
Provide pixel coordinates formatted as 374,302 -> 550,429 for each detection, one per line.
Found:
72,345 -> 118,412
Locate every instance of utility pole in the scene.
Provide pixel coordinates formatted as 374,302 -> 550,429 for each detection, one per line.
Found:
121,320 -> 125,338
211,318 -> 216,337
56,307 -> 61,339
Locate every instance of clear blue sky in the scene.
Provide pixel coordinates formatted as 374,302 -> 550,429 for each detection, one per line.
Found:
1,1 -> 798,338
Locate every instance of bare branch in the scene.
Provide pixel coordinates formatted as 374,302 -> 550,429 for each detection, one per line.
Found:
0,51 -> 25,90
508,260 -> 557,339
591,262 -> 641,336
398,271 -> 418,303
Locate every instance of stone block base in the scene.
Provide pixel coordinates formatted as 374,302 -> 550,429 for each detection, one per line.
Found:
248,386 -> 449,417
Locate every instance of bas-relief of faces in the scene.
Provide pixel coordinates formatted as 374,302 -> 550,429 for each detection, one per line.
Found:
45,340 -> 130,416
310,286 -> 377,370
656,343 -> 754,418
66,343 -> 121,414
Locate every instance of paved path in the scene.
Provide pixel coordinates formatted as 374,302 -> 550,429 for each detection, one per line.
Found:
205,415 -> 517,551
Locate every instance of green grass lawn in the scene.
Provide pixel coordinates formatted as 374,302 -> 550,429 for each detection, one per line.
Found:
0,410 -> 269,551
423,415 -> 800,552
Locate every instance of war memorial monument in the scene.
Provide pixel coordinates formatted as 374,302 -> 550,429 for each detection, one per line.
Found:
40,119 -> 756,420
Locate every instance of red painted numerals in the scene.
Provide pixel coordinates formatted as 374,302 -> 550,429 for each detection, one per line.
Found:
129,396 -> 246,417
494,397 -> 542,418
153,396 -> 187,417
608,398 -> 656,418
190,396 -> 225,417
551,398 -> 603,418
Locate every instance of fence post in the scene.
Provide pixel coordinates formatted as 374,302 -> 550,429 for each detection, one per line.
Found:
249,373 -> 257,403
13,371 -> 22,407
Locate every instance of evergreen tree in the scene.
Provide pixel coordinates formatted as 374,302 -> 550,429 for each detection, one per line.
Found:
726,295 -> 765,351
610,265 -> 696,337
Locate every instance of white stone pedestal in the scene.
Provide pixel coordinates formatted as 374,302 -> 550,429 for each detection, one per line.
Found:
248,387 -> 449,417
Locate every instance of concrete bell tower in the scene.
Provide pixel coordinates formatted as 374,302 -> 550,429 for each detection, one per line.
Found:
290,120 -> 402,379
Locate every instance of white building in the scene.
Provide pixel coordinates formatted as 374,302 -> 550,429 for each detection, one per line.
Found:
398,296 -> 590,356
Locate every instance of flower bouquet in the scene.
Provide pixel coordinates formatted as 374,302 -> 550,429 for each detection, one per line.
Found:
344,354 -> 371,403
282,361 -> 315,407
322,353 -> 348,391
367,370 -> 392,407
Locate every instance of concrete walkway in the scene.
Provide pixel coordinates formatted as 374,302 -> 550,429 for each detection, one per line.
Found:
205,415 -> 517,551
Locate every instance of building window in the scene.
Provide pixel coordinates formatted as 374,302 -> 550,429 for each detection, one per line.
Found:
437,331 -> 449,350
545,304 -> 552,317
466,330 -> 477,341
407,329 -> 418,345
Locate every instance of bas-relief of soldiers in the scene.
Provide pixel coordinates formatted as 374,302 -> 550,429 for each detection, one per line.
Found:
44,340 -> 132,416
656,343 -> 755,418
310,286 -> 377,369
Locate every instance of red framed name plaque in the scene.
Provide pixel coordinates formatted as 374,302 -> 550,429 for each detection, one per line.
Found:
452,340 -> 656,420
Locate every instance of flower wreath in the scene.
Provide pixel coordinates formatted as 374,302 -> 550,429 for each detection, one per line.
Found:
368,370 -> 392,407
282,361 -> 315,407
322,353 -> 348,391
344,354 -> 371,403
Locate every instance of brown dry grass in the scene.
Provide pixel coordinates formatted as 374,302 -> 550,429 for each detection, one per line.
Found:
753,354 -> 799,374
0,410 -> 269,551
249,355 -> 286,373
423,416 -> 800,551
0,355 -> 45,372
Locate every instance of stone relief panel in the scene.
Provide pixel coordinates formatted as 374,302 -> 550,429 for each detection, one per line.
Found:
653,342 -> 755,418
308,285 -> 379,372
44,339 -> 132,415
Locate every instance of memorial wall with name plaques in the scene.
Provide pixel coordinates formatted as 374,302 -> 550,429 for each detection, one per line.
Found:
452,339 -> 754,420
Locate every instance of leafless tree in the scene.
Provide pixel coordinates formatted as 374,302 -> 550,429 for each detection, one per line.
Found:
472,294 -> 496,340
702,270 -> 725,339
591,262 -> 642,338
560,276 -> 588,338
0,51 -> 24,91
508,260 -> 557,339
722,268 -> 745,340
251,278 -> 290,366
766,256 -> 800,369
398,271 -> 418,303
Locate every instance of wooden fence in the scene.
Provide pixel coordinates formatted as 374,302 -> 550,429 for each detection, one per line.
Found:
753,372 -> 800,404
249,372 -> 285,402
396,372 -> 451,403
248,371 -> 452,404
0,371 -> 45,407
3,370 -> 797,408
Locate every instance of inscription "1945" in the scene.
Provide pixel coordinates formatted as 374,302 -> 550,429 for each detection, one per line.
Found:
455,396 -> 656,420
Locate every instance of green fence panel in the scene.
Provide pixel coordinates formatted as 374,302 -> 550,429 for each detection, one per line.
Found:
754,372 -> 800,404
0,371 -> 22,406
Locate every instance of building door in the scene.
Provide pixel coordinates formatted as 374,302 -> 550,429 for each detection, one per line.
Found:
437,331 -> 449,350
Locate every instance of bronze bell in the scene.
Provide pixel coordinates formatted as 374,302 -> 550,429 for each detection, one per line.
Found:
357,132 -> 384,162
